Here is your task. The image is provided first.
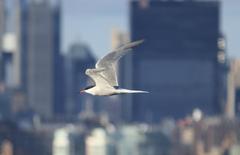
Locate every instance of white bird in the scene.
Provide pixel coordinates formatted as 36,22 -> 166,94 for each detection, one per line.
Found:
80,40 -> 149,96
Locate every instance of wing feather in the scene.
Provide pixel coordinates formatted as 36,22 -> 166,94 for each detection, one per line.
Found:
85,69 -> 112,88
95,39 -> 144,86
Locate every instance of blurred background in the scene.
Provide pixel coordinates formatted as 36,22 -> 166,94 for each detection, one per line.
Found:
0,0 -> 240,155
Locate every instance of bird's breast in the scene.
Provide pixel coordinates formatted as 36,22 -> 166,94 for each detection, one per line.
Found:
86,86 -> 116,96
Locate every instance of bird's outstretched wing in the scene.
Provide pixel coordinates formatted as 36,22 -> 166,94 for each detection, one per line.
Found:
85,69 -> 112,88
95,39 -> 144,86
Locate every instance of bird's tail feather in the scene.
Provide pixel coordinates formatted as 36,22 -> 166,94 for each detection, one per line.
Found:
117,89 -> 149,94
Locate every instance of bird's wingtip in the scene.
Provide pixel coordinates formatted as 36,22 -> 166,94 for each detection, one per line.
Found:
127,39 -> 145,48
135,39 -> 145,44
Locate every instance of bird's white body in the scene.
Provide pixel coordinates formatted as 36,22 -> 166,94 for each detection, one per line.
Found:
85,86 -> 148,96
84,85 -> 115,96
82,40 -> 148,96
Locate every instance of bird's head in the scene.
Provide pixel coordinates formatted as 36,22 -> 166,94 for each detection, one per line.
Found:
80,89 -> 85,94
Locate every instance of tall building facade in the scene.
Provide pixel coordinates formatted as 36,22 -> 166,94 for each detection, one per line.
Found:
17,0 -> 63,118
65,42 -> 96,116
0,0 -> 6,81
121,0 -> 223,122
227,59 -> 240,118
0,0 -> 5,51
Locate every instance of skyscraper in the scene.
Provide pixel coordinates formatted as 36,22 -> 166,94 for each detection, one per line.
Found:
1,33 -> 19,88
227,59 -> 240,118
0,0 -> 5,51
121,0 -> 223,122
0,0 -> 6,81
65,42 -> 96,116
0,52 -> 13,87
17,0 -> 63,118
108,28 -> 129,122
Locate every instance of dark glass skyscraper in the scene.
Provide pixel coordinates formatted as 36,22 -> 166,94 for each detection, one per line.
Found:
65,43 -> 96,116
121,0 -> 223,122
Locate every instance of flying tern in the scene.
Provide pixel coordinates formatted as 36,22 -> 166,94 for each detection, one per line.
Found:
80,40 -> 149,96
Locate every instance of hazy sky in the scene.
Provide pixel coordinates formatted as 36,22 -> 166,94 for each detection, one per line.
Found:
62,0 -> 128,58
62,0 -> 240,58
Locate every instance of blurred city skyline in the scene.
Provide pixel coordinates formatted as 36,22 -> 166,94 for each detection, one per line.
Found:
0,0 -> 238,121
62,0 -> 240,58
1,1 -> 240,154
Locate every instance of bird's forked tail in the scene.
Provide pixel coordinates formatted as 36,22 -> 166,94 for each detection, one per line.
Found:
117,88 -> 149,94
